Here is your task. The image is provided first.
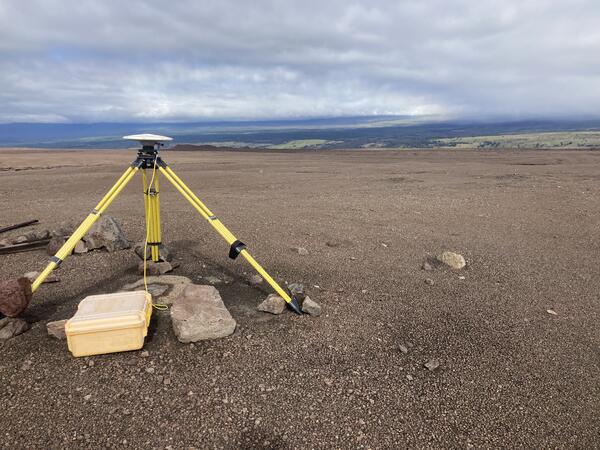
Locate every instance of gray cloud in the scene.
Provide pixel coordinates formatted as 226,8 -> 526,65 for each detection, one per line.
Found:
0,0 -> 599,122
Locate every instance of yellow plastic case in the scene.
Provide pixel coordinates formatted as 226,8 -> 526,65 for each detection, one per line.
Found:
65,290 -> 152,357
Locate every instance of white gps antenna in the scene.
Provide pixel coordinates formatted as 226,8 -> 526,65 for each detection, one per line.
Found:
123,133 -> 173,153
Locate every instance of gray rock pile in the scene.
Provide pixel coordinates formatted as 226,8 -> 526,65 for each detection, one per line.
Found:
45,216 -> 130,255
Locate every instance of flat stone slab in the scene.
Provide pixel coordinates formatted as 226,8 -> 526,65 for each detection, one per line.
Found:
170,285 -> 236,343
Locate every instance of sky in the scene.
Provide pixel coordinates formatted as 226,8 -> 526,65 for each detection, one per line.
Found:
0,0 -> 599,123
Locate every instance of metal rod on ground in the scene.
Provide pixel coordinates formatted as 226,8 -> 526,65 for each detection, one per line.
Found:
0,219 -> 39,235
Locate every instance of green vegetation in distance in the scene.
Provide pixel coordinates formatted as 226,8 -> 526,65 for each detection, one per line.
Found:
436,131 -> 600,149
268,139 -> 332,149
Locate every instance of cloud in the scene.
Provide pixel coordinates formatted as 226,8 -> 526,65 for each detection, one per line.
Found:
0,0 -> 599,122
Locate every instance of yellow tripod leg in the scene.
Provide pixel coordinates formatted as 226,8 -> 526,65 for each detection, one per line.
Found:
31,166 -> 139,292
142,170 -> 156,261
154,174 -> 162,262
158,164 -> 302,314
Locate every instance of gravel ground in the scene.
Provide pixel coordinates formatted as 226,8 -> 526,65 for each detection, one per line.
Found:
0,147 -> 599,449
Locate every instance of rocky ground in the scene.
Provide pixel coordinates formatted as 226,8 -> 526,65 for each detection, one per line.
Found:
0,147 -> 599,448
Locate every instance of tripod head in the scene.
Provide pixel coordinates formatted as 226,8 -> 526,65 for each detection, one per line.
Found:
123,134 -> 173,155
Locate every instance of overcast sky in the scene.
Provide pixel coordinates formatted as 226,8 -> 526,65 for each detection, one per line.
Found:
0,0 -> 598,123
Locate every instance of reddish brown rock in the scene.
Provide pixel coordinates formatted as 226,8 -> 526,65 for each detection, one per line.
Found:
0,278 -> 33,317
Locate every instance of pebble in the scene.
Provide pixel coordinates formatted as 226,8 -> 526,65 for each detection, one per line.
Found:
398,345 -> 409,354
247,274 -> 263,286
406,375 -> 414,381
301,296 -> 322,316
257,294 -> 287,315
424,278 -> 434,286
437,251 -> 466,269
84,394 -> 92,401
140,350 -> 150,358
422,261 -> 433,271
293,247 -> 309,255
546,309 -> 558,316
145,367 -> 155,374
424,359 -> 441,371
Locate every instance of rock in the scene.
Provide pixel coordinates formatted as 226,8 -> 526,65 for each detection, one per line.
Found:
247,274 -> 263,286
138,261 -> 173,276
424,359 -> 441,371
546,309 -> 558,316
257,294 -> 287,315
170,284 -> 236,343
23,271 -> 59,284
292,247 -> 309,256
437,251 -> 466,269
140,350 -> 150,358
121,275 -> 192,305
398,345 -> 409,354
46,319 -> 67,340
21,359 -> 33,371
23,230 -> 50,241
134,242 -> 173,262
0,277 -> 32,317
203,275 -> 222,285
301,296 -> 322,316
83,216 -> 130,252
145,367 -> 155,374
12,235 -> 28,244
406,374 -> 414,381
421,261 -> 433,271
74,240 -> 88,254
0,317 -> 30,340
50,222 -> 74,238
47,235 -> 66,255
287,282 -> 305,300
0,238 -> 11,247
424,278 -> 435,286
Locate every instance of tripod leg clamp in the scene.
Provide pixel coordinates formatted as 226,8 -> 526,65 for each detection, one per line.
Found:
228,240 -> 246,260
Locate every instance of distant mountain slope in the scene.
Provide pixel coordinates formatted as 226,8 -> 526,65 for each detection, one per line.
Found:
1,117 -> 600,149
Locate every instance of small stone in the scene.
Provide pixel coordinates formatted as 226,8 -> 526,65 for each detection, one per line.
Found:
84,394 -> 92,401
83,216 -> 130,252
247,274 -> 263,286
134,242 -> 173,262
381,243 -> 388,248
437,251 -> 466,269
406,374 -> 414,381
74,240 -> 88,254
424,359 -> 441,371
24,271 -> 59,284
398,345 -> 408,354
546,309 -> 558,316
422,261 -> 433,271
140,350 -> 150,358
145,367 -> 155,374
458,275 -> 466,280
203,275 -> 222,285
51,222 -> 75,238
424,278 -> 434,286
138,261 -> 173,276
20,359 -> 33,371
46,319 -> 67,340
324,378 -> 333,386
257,294 -> 286,315
287,282 -> 305,300
163,378 -> 171,385
0,317 -> 30,340
12,235 -> 28,244
301,296 -> 322,316
47,235 -> 66,255
293,247 -> 309,256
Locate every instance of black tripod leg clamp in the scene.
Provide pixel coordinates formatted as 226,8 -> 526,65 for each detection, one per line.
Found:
228,240 -> 246,260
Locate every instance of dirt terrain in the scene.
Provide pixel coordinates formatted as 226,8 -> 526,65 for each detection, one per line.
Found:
0,147 -> 599,449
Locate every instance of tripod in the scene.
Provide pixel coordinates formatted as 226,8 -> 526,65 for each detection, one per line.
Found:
28,135 -> 302,315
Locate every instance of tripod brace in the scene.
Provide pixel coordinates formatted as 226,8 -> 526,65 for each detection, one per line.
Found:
1,142 -> 302,317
